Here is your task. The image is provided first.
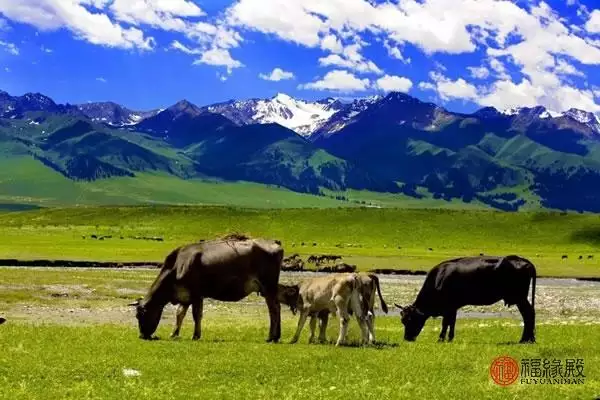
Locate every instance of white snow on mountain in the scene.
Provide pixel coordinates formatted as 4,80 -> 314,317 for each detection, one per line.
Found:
251,93 -> 341,136
205,93 -> 343,136
502,106 -> 600,134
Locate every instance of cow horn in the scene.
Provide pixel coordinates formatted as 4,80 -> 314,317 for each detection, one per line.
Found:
394,303 -> 405,310
127,299 -> 141,307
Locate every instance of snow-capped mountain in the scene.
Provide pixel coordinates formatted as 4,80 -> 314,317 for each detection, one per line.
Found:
500,106 -> 600,135
563,108 -> 600,133
0,90 -> 68,117
310,95 -> 382,140
77,102 -> 160,126
204,93 -> 345,136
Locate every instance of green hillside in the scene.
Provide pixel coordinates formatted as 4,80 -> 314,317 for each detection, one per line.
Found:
1,205 -> 600,277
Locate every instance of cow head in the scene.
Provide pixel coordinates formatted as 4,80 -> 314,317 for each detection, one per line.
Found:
128,298 -> 163,340
276,284 -> 300,315
395,304 -> 427,341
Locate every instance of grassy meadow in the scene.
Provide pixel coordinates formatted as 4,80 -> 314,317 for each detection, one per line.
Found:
0,267 -> 599,400
0,206 -> 600,277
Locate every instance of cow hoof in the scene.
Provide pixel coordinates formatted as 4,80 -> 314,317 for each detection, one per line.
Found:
438,338 -> 445,343
520,338 -> 535,344
192,336 -> 200,341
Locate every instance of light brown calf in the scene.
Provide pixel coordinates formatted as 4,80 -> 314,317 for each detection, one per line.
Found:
276,273 -> 371,346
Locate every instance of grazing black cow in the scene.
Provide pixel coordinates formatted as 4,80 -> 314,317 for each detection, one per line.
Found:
0,317 -> 5,325
395,255 -> 536,344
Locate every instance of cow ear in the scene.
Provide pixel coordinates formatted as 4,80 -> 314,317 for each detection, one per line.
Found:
394,303 -> 405,310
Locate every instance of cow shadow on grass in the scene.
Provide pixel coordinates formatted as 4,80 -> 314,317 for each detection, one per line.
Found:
314,339 -> 399,349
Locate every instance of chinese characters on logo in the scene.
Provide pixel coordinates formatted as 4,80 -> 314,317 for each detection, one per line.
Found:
490,357 -> 585,385
520,358 -> 585,384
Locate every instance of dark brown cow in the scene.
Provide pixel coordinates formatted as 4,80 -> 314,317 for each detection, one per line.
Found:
395,255 -> 536,344
129,235 -> 284,342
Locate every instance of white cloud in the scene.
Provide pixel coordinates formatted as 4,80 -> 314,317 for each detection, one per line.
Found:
259,67 -> 295,81
467,66 -> 489,80
318,53 -> 381,75
0,40 -> 18,55
554,59 -> 585,77
384,40 -> 410,64
4,67 -> 10,72
171,40 -> 243,72
318,43 -> 382,74
299,69 -> 370,93
374,75 -> 413,92
0,0 -> 598,113
418,81 -> 436,91
425,72 -> 479,102
226,0 -> 325,47
224,0 -> 600,111
41,45 -> 53,53
477,79 -> 542,110
585,10 -> 600,33
488,58 -> 510,80
170,40 -> 201,55
193,47 -> 243,72
110,0 -> 204,31
321,34 -> 343,53
96,77 -> 107,83
0,0 -> 154,50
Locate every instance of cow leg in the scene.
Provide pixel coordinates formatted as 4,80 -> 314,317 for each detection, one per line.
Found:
438,317 -> 448,342
365,311 -> 376,344
318,312 -> 329,343
350,291 -> 370,345
447,311 -> 457,342
265,294 -> 281,343
290,309 -> 309,344
170,304 -> 189,339
191,298 -> 204,341
517,300 -> 535,343
334,296 -> 351,346
308,315 -> 318,344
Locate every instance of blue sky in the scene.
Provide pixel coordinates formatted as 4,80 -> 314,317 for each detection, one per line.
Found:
0,0 -> 599,114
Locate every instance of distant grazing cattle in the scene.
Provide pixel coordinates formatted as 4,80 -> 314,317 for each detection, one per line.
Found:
0,317 -> 5,325
562,255 -> 568,260
129,234 -> 284,342
395,255 -> 536,344
588,255 -> 594,260
276,273 -> 371,346
579,255 -> 583,260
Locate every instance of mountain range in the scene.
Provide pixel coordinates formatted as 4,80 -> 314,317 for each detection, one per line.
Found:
1,88 -> 600,212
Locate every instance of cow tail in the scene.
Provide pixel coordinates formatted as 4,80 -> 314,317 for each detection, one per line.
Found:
531,262 -> 536,312
370,274 -> 388,313
350,273 -> 363,319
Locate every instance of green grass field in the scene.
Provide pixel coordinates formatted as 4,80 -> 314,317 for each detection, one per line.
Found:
0,206 -> 600,277
0,267 -> 598,399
